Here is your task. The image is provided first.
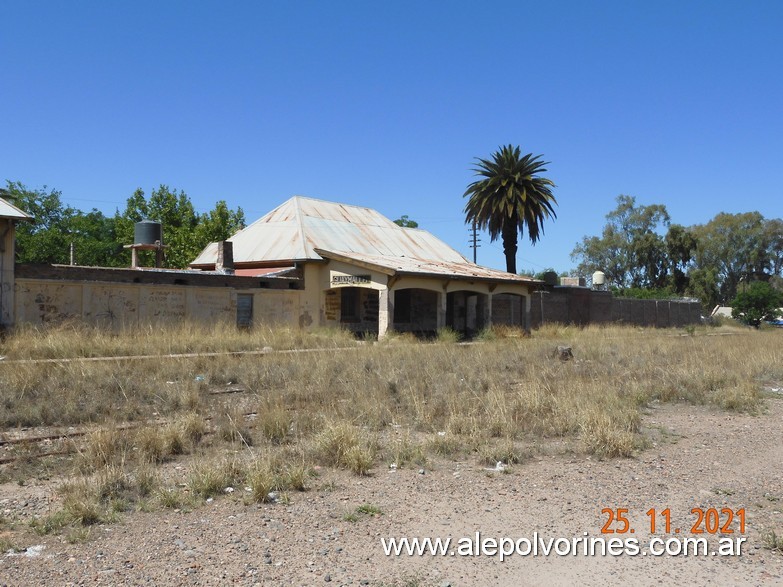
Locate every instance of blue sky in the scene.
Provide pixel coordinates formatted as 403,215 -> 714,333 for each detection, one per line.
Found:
2,1 -> 781,273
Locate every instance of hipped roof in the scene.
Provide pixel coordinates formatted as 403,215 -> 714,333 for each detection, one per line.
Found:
190,196 -> 537,284
0,197 -> 33,221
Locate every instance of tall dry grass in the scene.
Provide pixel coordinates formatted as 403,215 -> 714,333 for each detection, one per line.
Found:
3,322 -> 782,534
1,323 -> 779,442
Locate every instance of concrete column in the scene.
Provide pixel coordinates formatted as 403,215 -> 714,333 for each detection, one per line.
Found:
524,293 -> 532,332
378,287 -> 393,338
437,291 -> 447,329
0,220 -> 14,326
485,293 -> 493,327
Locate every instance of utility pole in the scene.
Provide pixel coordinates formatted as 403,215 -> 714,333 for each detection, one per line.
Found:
468,222 -> 481,264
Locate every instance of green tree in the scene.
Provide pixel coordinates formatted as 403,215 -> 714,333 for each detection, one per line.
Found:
571,195 -> 671,289
690,212 -> 769,305
764,218 -> 783,277
5,181 -> 122,267
5,181 -> 72,264
63,210 -> 121,267
730,281 -> 783,327
463,145 -> 557,274
393,215 -> 418,228
193,200 -> 246,246
665,223 -> 698,293
115,186 -> 245,269
115,186 -> 200,268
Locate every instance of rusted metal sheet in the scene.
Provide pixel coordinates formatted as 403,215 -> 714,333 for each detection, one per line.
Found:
190,196 -> 497,276
316,249 -> 537,283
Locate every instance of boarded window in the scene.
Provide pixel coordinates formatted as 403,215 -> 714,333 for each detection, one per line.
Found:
236,294 -> 253,328
340,288 -> 359,322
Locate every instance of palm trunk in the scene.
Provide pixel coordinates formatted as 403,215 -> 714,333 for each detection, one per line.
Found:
502,213 -> 518,274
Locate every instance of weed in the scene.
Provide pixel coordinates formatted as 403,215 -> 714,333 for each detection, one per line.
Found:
356,503 -> 383,516
189,458 -> 246,499
65,527 -> 92,544
435,327 -> 460,343
179,412 -> 207,445
216,406 -> 254,447
763,530 -> 783,552
478,438 -> 527,467
157,488 -> 188,509
258,404 -> 291,444
344,503 -> 383,521
314,422 -> 376,474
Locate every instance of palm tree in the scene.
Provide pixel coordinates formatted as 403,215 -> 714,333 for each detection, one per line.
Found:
463,145 -> 557,274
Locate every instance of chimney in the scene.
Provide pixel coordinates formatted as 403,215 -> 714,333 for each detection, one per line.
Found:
215,241 -> 234,274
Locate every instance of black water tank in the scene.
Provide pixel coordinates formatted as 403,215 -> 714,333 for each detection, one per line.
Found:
134,220 -> 163,245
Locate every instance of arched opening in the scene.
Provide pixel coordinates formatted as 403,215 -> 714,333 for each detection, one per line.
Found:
333,286 -> 379,337
392,287 -> 439,338
446,290 -> 488,338
491,293 -> 526,329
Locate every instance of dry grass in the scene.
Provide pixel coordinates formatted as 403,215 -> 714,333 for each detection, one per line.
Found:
3,322 -> 781,535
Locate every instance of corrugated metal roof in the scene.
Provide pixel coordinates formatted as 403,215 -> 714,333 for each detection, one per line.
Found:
316,249 -> 538,283
191,196 -> 468,266
190,196 -> 535,283
0,197 -> 33,220
233,267 -> 294,277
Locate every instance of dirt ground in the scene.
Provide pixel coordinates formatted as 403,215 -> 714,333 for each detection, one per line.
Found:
1,397 -> 782,587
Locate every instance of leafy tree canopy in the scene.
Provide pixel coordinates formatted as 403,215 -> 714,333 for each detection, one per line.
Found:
5,180 -> 120,266
571,195 -> 677,290
115,185 -> 245,269
690,211 -> 771,308
731,281 -> 783,327
393,215 -> 419,228
571,196 -> 783,311
6,181 -> 245,269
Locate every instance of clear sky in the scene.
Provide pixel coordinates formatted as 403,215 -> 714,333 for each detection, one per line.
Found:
2,1 -> 781,274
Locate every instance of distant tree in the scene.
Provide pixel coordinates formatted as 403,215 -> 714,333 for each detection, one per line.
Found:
393,215 -> 418,228
63,209 -> 121,267
689,212 -> 769,305
463,145 -> 557,274
686,266 -> 721,311
115,186 -> 245,269
4,181 -> 119,266
730,281 -> 783,327
115,185 -> 199,268
665,223 -> 697,293
193,200 -> 246,245
5,181 -> 71,264
571,195 -> 671,289
764,218 -> 783,277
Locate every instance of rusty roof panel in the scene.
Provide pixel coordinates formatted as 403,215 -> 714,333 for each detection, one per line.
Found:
191,196 -> 502,276
317,250 -> 537,283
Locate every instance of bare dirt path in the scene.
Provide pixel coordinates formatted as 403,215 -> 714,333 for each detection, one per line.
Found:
2,398 -> 782,586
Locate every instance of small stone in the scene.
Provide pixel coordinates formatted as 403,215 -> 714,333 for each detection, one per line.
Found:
324,575 -> 332,582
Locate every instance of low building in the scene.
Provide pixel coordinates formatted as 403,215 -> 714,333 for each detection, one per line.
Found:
1,197 -> 33,328
191,196 -> 539,336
